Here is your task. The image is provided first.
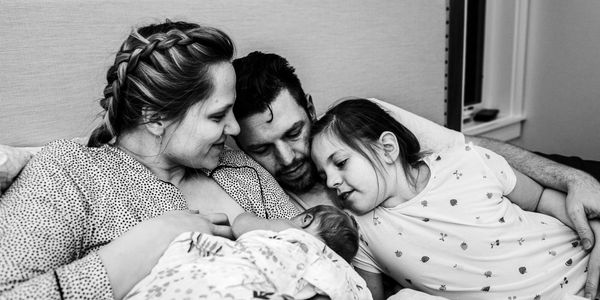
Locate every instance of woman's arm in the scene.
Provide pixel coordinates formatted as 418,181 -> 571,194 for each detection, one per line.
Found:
468,135 -> 600,250
355,268 -> 385,300
0,153 -> 113,299
99,211 -> 232,299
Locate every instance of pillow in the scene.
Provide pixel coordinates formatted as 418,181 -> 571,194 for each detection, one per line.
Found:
0,145 -> 41,195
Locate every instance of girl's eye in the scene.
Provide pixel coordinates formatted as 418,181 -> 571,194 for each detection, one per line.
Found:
335,159 -> 347,168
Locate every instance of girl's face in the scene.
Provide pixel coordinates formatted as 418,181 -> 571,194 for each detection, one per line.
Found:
162,62 -> 240,170
311,133 -> 386,215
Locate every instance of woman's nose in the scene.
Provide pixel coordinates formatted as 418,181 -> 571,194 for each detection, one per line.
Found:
225,113 -> 240,136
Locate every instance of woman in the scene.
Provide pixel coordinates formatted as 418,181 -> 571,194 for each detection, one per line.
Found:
0,20 -> 238,299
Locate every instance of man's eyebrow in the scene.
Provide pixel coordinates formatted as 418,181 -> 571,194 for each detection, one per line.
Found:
245,120 -> 305,151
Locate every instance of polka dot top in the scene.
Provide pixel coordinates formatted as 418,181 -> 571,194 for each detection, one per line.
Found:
211,149 -> 300,220
0,139 -> 188,299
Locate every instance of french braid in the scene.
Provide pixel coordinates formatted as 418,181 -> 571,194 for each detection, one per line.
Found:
89,20 -> 234,147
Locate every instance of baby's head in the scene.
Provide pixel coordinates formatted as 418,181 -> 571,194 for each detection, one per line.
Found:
292,205 -> 359,262
310,98 -> 424,214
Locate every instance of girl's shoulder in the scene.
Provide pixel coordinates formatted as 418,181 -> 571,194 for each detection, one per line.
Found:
421,143 -> 470,163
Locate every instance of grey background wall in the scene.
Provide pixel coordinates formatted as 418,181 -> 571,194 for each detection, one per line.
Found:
0,0 -> 447,147
514,0 -> 600,160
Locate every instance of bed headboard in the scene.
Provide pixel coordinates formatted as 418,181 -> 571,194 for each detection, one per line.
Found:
0,0 -> 448,147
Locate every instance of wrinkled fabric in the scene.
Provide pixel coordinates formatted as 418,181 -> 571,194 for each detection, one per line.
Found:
126,229 -> 372,300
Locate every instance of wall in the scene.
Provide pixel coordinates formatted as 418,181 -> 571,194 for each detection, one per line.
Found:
0,0 -> 447,147
513,0 -> 600,160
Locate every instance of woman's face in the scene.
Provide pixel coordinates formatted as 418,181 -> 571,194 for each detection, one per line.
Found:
311,133 -> 384,215
163,62 -> 239,170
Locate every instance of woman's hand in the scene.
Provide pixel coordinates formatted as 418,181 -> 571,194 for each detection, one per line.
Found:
564,171 -> 600,250
98,210 -> 232,299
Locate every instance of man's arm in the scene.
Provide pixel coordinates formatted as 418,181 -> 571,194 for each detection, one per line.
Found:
508,168 -> 600,299
369,98 -> 465,152
468,135 -> 600,250
509,169 -> 573,228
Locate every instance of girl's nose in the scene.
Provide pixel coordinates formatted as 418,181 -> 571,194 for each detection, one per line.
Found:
326,174 -> 342,189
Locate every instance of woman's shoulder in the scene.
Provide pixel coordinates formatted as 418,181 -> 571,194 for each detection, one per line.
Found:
36,139 -> 109,165
28,140 -> 131,177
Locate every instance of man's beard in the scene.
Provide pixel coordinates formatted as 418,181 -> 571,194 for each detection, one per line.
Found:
276,158 -> 319,194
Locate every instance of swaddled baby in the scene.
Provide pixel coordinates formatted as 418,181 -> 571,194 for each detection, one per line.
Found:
125,205 -> 372,300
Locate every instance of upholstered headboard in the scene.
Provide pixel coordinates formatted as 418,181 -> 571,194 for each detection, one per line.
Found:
0,0 -> 448,147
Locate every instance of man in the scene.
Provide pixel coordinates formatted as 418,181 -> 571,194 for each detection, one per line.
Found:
232,52 -> 600,296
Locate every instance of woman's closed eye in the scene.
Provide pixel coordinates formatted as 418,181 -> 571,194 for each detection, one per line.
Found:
211,114 -> 225,122
209,107 -> 233,122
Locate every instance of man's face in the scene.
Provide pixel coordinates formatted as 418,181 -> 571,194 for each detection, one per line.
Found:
235,89 -> 318,193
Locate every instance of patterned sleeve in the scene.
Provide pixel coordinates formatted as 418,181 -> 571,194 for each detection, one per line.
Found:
352,238 -> 382,274
368,98 -> 466,152
473,145 -> 517,195
0,141 -> 113,299
211,150 -> 301,220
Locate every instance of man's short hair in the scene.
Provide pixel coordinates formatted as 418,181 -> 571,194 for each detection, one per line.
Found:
232,51 -> 309,121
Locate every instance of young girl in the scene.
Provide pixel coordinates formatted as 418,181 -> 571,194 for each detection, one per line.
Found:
310,98 -> 592,300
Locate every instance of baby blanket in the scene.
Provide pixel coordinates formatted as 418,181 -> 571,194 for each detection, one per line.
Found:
125,229 -> 371,300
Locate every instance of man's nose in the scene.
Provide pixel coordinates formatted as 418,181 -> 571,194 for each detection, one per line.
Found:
275,142 -> 295,166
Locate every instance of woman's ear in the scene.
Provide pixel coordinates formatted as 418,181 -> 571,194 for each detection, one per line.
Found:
379,131 -> 400,164
142,107 -> 166,137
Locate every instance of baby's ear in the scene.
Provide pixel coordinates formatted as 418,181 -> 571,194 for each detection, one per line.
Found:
300,212 -> 315,228
379,131 -> 400,164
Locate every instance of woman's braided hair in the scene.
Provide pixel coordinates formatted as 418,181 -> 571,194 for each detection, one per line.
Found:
88,20 -> 234,147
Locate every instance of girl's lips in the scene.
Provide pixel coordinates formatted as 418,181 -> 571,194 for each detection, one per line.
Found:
339,190 -> 354,202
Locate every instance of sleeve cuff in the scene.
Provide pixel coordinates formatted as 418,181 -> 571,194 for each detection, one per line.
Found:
55,252 -> 114,299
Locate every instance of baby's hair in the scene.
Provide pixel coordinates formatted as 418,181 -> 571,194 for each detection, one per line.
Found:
304,205 -> 359,262
310,98 -> 424,188
88,20 -> 234,147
